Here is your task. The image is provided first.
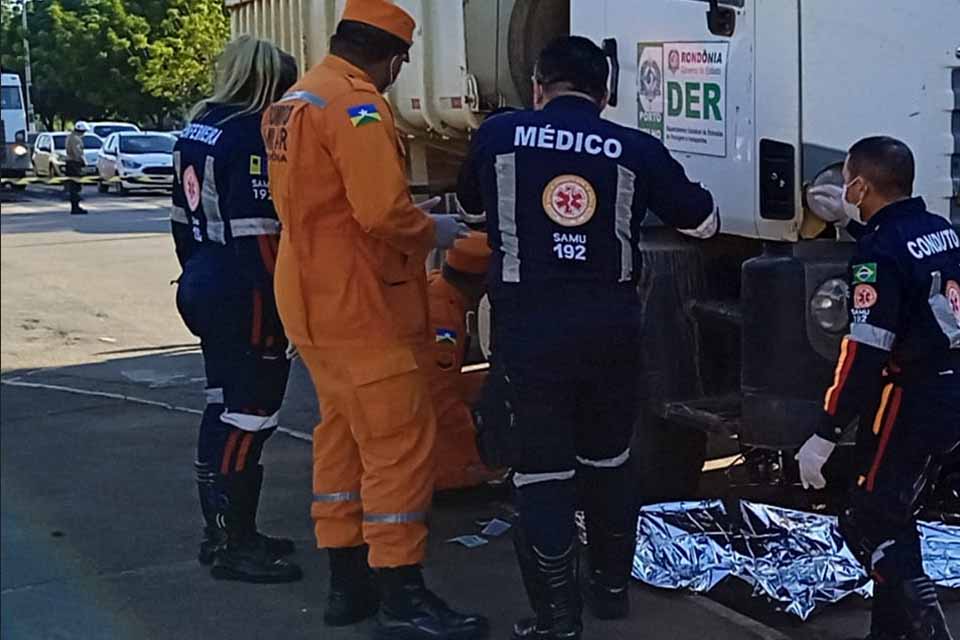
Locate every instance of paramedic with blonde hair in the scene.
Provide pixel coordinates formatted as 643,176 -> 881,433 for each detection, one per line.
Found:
171,35 -> 301,584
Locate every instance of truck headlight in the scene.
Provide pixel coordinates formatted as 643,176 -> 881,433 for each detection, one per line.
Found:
121,158 -> 142,170
13,144 -> 28,156
810,278 -> 849,333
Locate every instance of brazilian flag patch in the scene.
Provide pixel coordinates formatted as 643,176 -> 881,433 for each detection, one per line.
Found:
852,262 -> 877,283
347,103 -> 382,127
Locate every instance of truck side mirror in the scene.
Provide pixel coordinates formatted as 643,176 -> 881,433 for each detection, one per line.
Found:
707,0 -> 736,37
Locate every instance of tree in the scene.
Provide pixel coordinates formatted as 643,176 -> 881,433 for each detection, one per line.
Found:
137,0 -> 229,117
0,0 -> 229,128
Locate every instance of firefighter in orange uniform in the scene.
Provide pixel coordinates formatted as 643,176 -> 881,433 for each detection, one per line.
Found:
262,1 -> 487,638
426,232 -> 503,491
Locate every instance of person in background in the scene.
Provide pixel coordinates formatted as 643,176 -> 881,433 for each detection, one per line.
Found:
65,121 -> 88,215
262,1 -> 486,638
171,35 -> 301,584
799,136 -> 959,640
457,36 -> 718,639
425,231 -> 504,491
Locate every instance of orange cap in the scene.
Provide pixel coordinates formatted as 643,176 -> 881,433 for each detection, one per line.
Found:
341,0 -> 415,46
445,232 -> 491,275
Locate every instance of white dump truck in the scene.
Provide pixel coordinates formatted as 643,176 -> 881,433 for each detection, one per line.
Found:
226,0 -> 960,499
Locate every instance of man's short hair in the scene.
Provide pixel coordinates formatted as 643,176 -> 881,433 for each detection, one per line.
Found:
330,19 -> 410,66
847,136 -> 915,199
534,36 -> 609,102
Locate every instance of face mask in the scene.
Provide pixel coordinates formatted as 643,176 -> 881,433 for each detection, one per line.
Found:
384,55 -> 404,92
841,180 -> 864,224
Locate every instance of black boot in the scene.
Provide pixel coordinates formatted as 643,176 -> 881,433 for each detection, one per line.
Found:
324,546 -> 380,627
899,577 -> 954,640
210,471 -> 302,583
195,460 -> 226,565
512,528 -> 582,640
849,583 -> 909,640
583,517 -> 634,620
249,465 -> 296,557
375,565 -> 488,640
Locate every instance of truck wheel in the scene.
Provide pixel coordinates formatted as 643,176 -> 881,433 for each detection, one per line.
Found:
632,416 -> 707,507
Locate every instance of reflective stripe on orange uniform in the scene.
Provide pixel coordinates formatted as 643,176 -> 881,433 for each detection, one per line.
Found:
263,53 -> 438,568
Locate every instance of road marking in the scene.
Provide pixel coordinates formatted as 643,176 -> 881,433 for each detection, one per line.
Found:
0,377 -> 312,443
2,235 -> 164,250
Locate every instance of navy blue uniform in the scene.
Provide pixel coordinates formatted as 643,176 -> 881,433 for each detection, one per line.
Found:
457,96 -> 716,575
818,197 -> 960,636
171,104 -> 290,555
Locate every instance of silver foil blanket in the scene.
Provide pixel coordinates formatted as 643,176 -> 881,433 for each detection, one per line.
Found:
632,500 -> 959,620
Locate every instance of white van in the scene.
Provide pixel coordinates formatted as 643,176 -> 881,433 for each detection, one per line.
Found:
1,72 -> 31,181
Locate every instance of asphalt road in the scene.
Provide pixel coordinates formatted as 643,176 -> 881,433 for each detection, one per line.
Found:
1,185 -> 956,639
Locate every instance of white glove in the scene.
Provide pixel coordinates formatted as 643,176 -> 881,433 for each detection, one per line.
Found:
431,214 -> 470,250
806,184 -> 849,225
795,434 -> 837,490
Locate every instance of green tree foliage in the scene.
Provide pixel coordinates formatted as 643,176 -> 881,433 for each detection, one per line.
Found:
0,0 -> 229,128
138,0 -> 229,113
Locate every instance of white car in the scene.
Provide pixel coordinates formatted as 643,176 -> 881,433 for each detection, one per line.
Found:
32,132 -> 103,177
86,121 -> 141,140
97,132 -> 176,193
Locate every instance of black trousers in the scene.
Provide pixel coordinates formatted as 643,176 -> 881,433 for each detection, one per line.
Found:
492,287 -> 641,554
65,161 -> 83,210
840,371 -> 960,632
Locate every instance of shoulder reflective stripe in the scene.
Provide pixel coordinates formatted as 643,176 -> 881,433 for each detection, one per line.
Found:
363,511 -> 426,524
496,153 -> 520,283
171,205 -> 189,224
204,387 -> 224,405
615,165 -> 636,282
230,218 -> 281,237
220,410 -> 279,432
172,150 -> 181,183
850,323 -> 896,351
512,470 -> 576,487
678,205 -> 719,239
201,155 -> 225,244
928,271 -> 960,348
576,448 -> 631,469
313,491 -> 361,503
280,90 -> 327,109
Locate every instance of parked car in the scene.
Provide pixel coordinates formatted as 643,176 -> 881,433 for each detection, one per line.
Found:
97,132 -> 175,193
86,121 -> 140,139
32,132 -> 103,177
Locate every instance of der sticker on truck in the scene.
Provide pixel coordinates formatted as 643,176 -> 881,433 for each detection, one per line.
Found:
637,42 -> 728,158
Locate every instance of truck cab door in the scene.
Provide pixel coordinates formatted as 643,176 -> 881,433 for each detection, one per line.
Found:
572,0 -> 802,241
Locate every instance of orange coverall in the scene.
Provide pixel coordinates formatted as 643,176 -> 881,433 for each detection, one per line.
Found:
263,54 -> 437,568
425,234 -> 501,490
